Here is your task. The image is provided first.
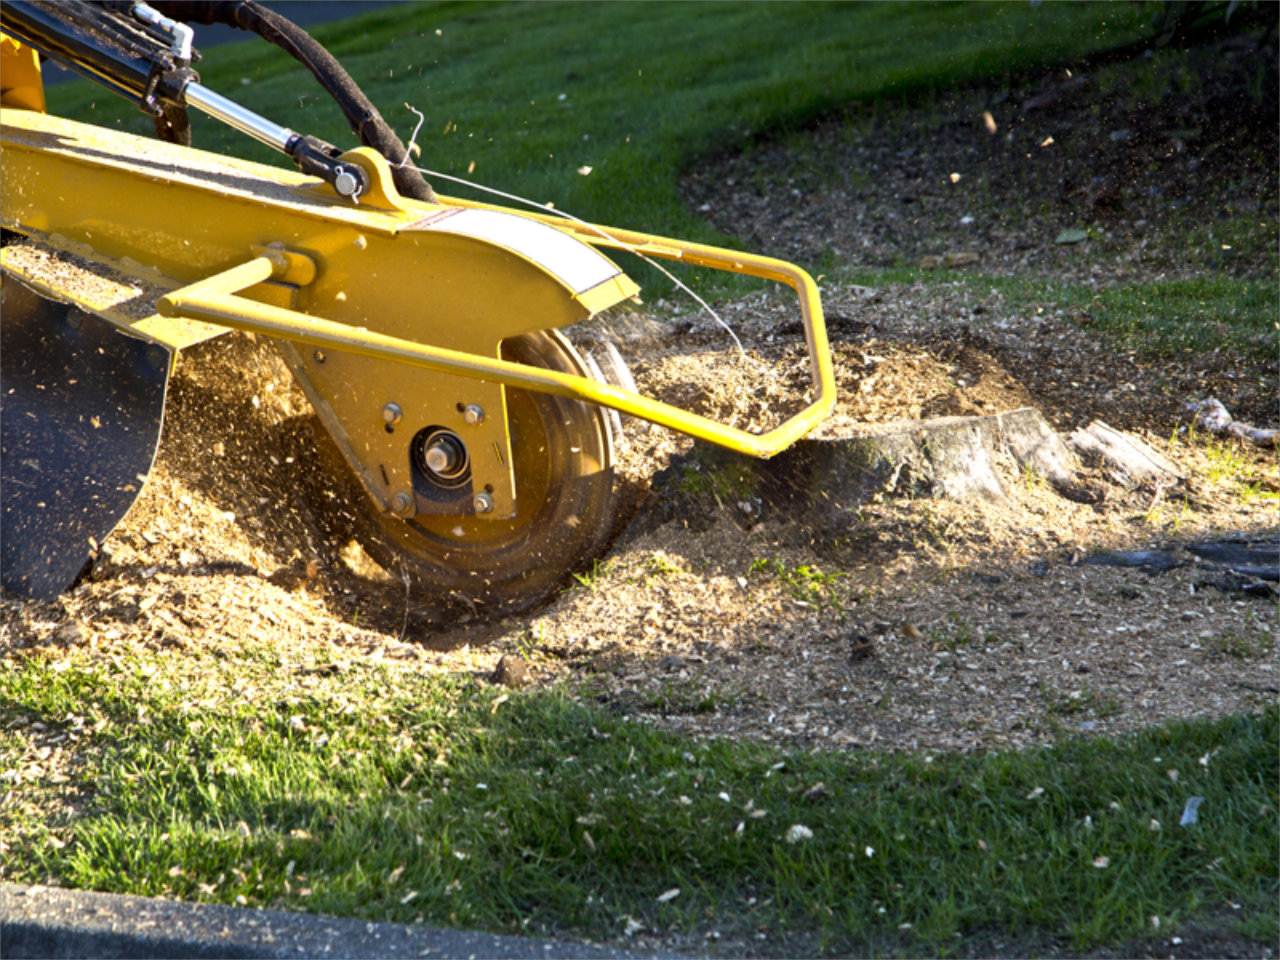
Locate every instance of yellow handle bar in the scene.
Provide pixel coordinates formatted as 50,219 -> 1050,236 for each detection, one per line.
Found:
158,231 -> 835,459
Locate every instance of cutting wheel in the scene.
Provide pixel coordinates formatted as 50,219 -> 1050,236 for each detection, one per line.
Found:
312,329 -> 618,616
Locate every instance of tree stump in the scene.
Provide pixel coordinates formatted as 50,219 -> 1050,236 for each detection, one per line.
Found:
1067,421 -> 1181,488
640,407 -> 1082,533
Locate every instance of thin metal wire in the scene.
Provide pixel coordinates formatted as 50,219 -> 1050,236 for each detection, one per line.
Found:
397,103 -> 426,170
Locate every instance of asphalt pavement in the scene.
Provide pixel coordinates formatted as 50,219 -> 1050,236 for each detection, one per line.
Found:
2,883 -> 661,960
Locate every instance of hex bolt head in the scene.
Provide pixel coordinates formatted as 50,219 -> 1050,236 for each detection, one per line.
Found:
424,441 -> 458,474
473,492 -> 495,514
391,492 -> 413,515
382,402 -> 403,426
463,404 -> 485,426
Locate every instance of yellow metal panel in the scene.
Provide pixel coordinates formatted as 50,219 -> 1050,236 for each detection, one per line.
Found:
0,109 -> 645,519
0,35 -> 46,113
158,254 -> 835,459
2,105 -> 836,528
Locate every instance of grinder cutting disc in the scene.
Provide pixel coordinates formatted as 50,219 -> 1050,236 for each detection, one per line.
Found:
1,274 -> 170,600
305,329 -> 619,617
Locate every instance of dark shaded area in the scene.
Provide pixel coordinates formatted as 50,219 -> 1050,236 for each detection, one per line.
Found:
0,278 -> 169,600
684,37 -> 1279,280
38,2 -> 402,82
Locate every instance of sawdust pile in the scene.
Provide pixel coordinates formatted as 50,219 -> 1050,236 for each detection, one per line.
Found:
3,271 -> 1276,756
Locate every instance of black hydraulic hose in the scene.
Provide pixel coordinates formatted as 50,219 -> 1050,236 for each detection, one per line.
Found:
147,0 -> 437,203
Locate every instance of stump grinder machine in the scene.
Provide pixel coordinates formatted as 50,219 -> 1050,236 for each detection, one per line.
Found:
1,0 -> 835,614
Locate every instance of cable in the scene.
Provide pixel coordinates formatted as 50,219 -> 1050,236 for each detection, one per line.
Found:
396,103 -> 425,170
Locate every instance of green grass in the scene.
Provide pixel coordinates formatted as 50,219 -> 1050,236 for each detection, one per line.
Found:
2,650 -> 1276,955
44,1 -> 1148,291
838,268 -> 1279,361
40,0 -> 1273,356
570,558 -> 614,591
643,553 -> 685,579
748,557 -> 850,618
1060,277 -> 1280,361
926,613 -> 977,654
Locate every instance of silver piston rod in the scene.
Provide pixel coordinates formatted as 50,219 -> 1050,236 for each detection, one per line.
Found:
182,83 -> 298,153
181,84 -> 363,199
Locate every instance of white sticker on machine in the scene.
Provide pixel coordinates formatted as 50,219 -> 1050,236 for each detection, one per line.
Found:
402,208 -> 619,295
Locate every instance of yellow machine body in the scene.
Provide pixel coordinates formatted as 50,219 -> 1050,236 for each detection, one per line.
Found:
0,34 -> 46,113
0,108 -> 834,499
1,100 -> 835,517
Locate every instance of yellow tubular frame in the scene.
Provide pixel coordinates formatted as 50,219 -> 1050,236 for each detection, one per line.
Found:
160,231 -> 836,459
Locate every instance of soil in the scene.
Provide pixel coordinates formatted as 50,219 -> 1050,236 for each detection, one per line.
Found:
682,37 -> 1279,286
1,33 -> 1277,958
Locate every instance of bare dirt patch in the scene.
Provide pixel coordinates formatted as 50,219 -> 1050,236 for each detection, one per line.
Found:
682,38 -> 1278,284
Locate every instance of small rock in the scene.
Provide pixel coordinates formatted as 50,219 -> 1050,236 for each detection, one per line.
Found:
55,622 -> 86,645
491,655 -> 533,688
1109,128 -> 1133,141
784,824 -> 813,843
659,654 -> 684,671
1054,229 -> 1089,245
942,251 -> 979,267
919,255 -> 942,270
848,635 -> 875,662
